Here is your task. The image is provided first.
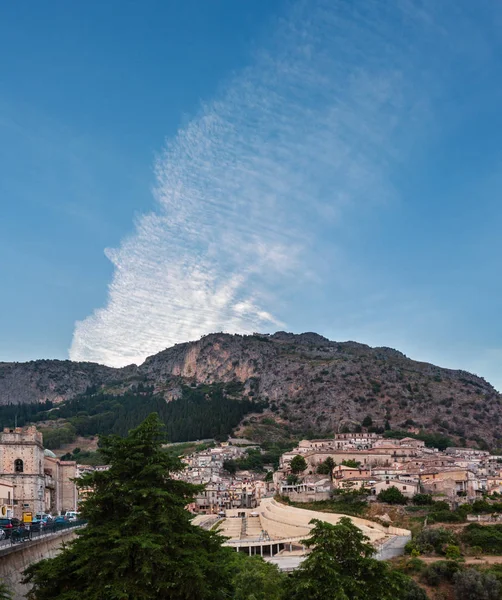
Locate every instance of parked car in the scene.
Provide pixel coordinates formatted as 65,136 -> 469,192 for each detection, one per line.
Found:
54,516 -> 68,526
0,518 -> 21,538
29,519 -> 48,532
0,528 -> 6,540
35,513 -> 52,522
65,511 -> 79,522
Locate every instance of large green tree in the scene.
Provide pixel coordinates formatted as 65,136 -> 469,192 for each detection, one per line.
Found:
24,414 -> 235,600
317,457 -> 335,480
286,517 -> 422,600
290,454 -> 307,474
232,556 -> 285,600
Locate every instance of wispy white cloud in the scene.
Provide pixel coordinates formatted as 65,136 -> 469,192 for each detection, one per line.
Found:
70,0 -> 461,367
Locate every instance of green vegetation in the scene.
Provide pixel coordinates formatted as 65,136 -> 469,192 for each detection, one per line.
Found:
341,459 -> 361,468
222,443 -> 295,474
0,400 -> 54,429
396,558 -> 502,600
12,383 -> 266,449
362,415 -> 373,428
241,418 -> 295,446
384,429 -> 453,451
418,560 -> 501,600
453,569 -> 500,600
0,580 -> 12,600
412,494 -> 434,506
316,456 -> 335,479
290,454 -> 307,474
462,523 -> 502,554
286,517 -> 425,600
406,527 -> 458,556
24,414 -> 237,599
60,447 -> 105,466
445,544 -> 462,560
232,556 -> 285,600
377,486 -> 408,505
420,560 -> 462,586
39,424 -> 77,450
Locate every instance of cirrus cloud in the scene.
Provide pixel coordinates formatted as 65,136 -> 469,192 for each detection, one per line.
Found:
70,0 -> 463,367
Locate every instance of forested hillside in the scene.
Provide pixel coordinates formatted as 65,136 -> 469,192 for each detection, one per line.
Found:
0,382 -> 265,448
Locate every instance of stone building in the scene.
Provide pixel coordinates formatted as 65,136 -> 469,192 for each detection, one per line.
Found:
0,478 -> 14,518
43,450 -> 77,515
0,427 -> 77,518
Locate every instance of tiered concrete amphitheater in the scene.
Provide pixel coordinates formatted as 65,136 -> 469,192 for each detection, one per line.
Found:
194,497 -> 411,567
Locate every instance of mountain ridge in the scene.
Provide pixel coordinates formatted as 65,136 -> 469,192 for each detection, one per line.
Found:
0,332 -> 500,446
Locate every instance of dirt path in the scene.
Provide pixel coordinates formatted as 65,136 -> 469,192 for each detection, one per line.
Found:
420,555 -> 502,565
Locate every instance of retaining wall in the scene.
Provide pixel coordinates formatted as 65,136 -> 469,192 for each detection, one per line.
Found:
0,529 -> 78,600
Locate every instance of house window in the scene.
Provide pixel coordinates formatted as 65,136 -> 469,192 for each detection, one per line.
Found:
403,486 -> 407,490
14,459 -> 23,473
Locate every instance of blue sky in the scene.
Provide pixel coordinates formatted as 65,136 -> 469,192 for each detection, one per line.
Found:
1,1 -> 502,391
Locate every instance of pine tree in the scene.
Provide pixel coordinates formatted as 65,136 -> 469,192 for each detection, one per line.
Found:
24,414 -> 235,600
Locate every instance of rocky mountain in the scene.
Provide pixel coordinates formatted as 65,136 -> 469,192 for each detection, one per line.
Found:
1,332 -> 500,446
0,360 -> 135,405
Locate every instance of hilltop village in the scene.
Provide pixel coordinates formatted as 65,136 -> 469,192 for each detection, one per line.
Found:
1,424 -> 501,524
179,432 -> 502,515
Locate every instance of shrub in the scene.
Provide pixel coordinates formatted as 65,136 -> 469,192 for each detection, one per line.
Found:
414,528 -> 458,555
404,541 -> 419,555
421,560 -> 462,586
377,486 -> 407,505
485,564 -> 502,584
362,415 -> 373,427
445,545 -> 462,560
391,572 -> 428,600
431,500 -> 450,512
471,499 -> 495,514
469,545 -> 483,558
429,510 -> 466,524
412,494 -> 433,506
395,556 -> 425,573
461,523 -> 502,554
453,568 -> 500,600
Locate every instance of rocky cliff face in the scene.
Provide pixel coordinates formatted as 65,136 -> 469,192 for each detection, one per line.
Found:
0,360 -> 135,405
1,332 -> 500,446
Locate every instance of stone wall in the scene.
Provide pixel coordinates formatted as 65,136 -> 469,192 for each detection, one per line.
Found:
0,529 -> 78,600
282,491 -> 331,503
257,498 -> 410,543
